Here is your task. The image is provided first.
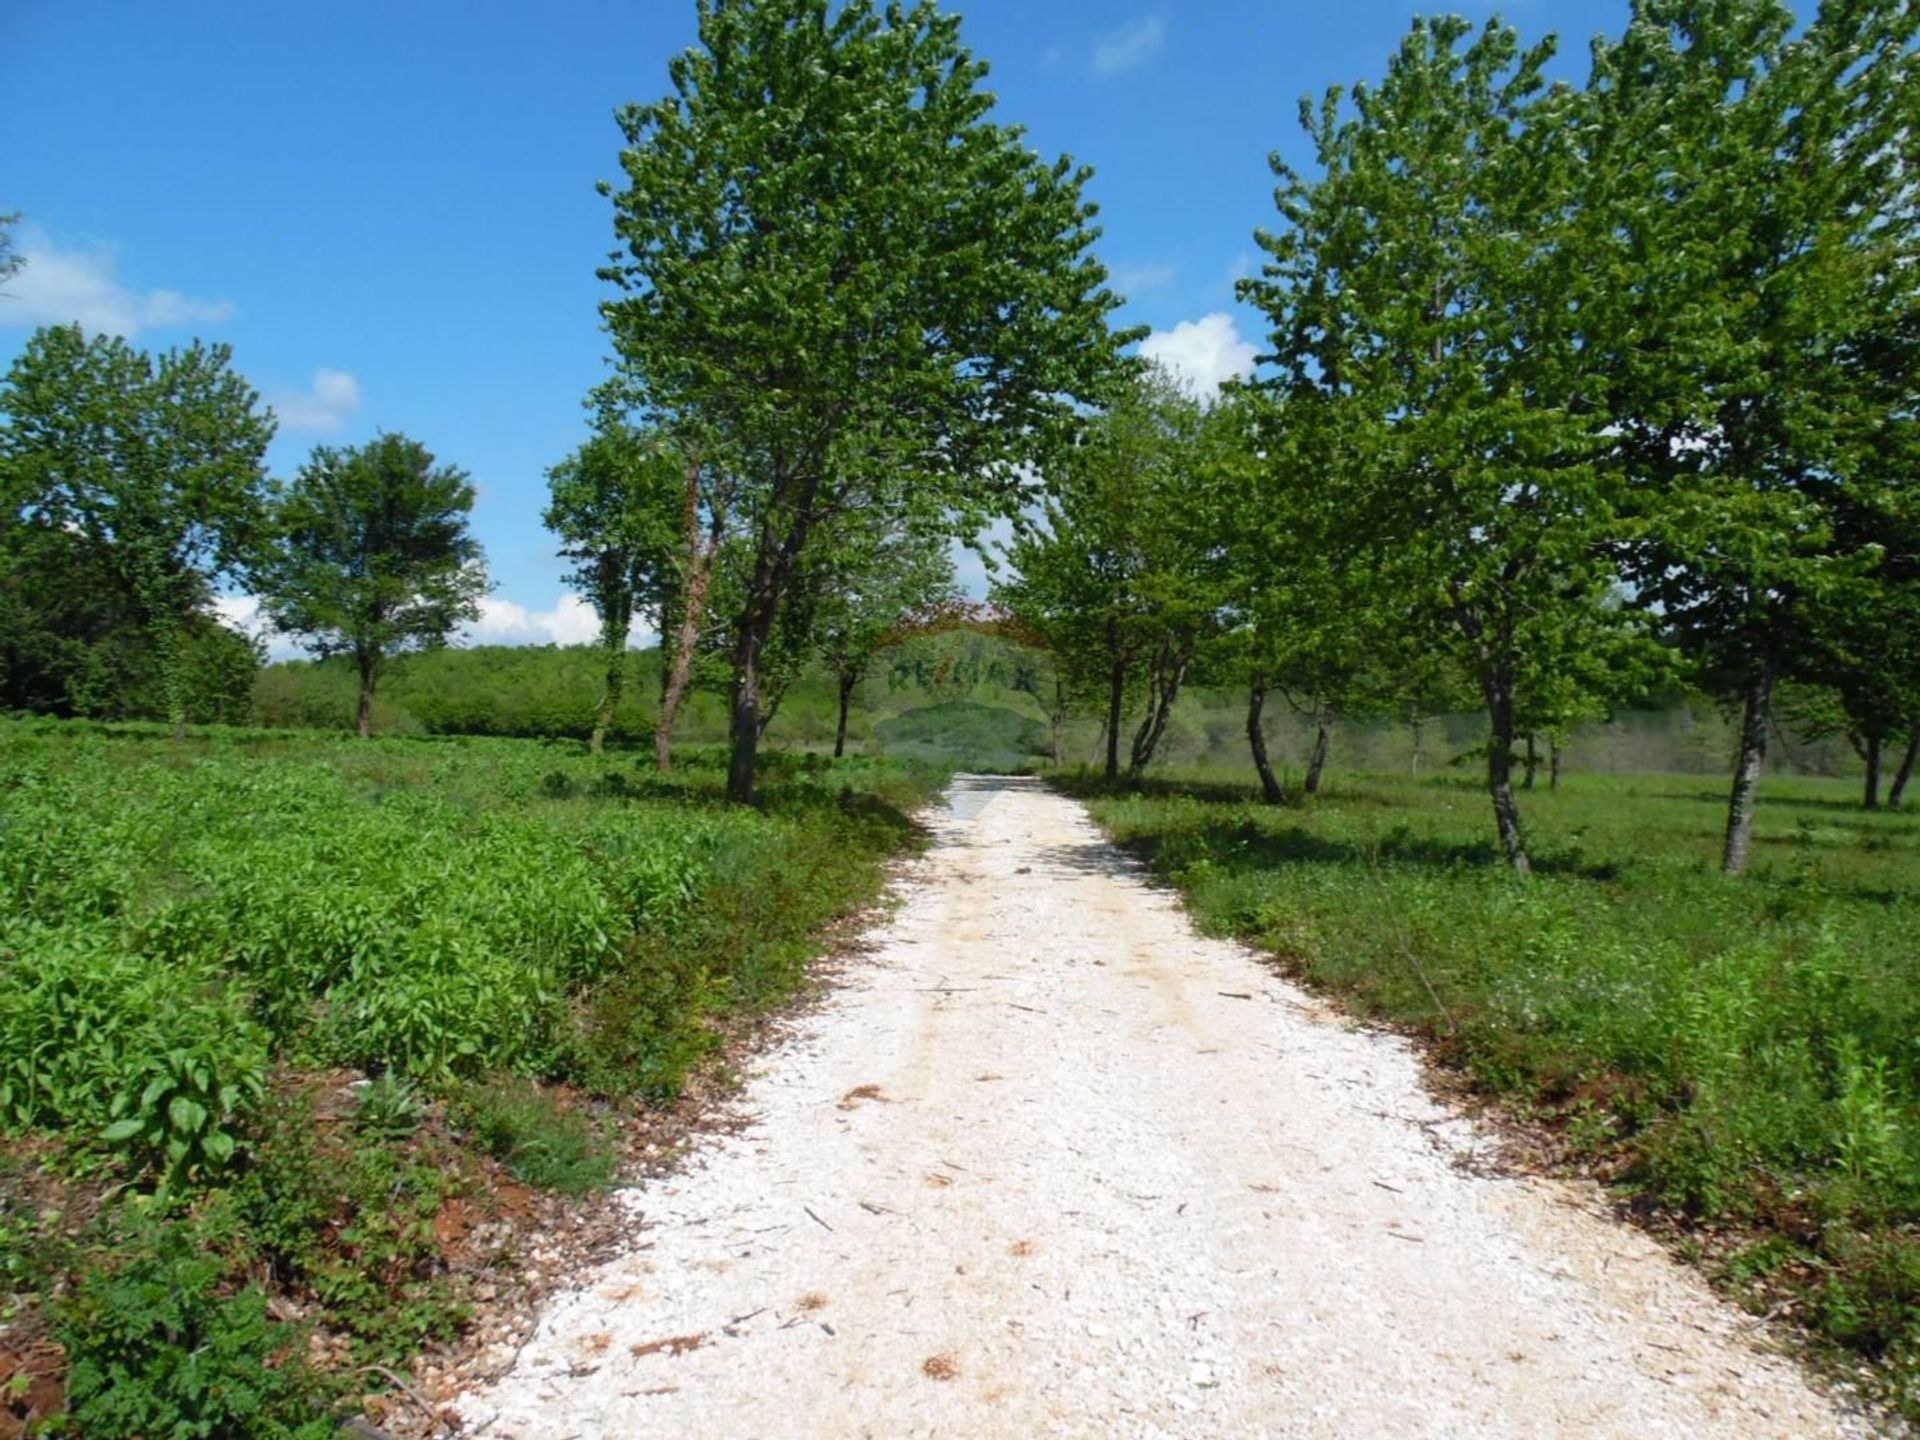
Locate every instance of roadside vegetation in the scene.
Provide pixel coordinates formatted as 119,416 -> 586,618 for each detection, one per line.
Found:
1067,766 -> 1920,1416
0,720 -> 940,1436
2,0 -> 1917,1430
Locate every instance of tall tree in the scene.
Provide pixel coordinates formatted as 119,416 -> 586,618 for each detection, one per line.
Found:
545,426 -> 681,753
1246,17 -> 1642,876
261,434 -> 487,738
1589,0 -> 1920,871
601,0 -> 1132,801
0,324 -> 274,737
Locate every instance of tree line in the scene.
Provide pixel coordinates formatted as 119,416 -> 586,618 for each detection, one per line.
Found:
5,0 -> 1915,865
0,314 -> 491,738
1000,1 -> 1919,877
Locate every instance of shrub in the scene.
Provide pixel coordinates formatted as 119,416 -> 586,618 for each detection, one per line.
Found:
53,1213 -> 336,1440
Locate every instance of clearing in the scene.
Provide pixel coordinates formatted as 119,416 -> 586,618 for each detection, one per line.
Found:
458,776 -> 1858,1439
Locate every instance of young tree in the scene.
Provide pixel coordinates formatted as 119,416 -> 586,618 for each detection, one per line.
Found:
1245,18 -> 1642,876
545,426 -> 681,753
0,324 -> 274,737
1588,0 -> 1920,870
261,434 -> 488,738
601,0 -> 1132,802
997,369 -> 1220,783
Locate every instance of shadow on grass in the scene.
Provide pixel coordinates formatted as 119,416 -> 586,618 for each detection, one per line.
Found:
1642,786 -> 1919,821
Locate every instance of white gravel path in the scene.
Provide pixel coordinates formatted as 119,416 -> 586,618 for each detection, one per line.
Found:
458,775 -> 1860,1439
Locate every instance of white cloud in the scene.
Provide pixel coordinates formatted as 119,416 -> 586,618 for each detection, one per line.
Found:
1,228 -> 234,337
211,593 -> 303,660
1108,261 -> 1176,299
1091,16 -> 1165,76
462,593 -> 656,650
1139,312 -> 1258,398
269,368 -> 362,434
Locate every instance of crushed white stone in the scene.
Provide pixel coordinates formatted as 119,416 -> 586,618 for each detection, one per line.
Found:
456,776 -> 1866,1439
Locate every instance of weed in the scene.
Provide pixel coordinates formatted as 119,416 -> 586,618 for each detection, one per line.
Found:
457,1077 -> 617,1196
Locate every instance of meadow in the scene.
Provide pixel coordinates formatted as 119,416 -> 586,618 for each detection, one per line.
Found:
1064,765 -> 1920,1411
0,719 -> 942,1437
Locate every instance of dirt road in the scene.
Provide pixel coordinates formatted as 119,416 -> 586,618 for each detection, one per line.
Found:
458,776 -> 1858,1438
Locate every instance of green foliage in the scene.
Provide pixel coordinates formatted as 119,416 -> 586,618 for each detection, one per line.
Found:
53,1212 -> 336,1440
996,367 -> 1226,781
350,1075 -> 424,1144
873,700 -> 1049,772
1074,765 -> 1920,1399
456,1078 -> 617,1196
544,423 -> 687,752
5,720 -> 939,1432
0,323 -> 275,731
602,0 -> 1133,798
0,720 -> 941,1123
101,1043 -> 269,1189
259,432 -> 488,739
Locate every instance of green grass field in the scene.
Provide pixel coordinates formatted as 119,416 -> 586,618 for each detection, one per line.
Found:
0,719 -> 943,1437
1064,765 -> 1920,1414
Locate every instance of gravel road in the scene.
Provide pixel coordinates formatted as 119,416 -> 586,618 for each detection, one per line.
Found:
458,776 -> 1859,1439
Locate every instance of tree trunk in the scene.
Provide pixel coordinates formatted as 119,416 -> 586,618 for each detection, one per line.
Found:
1862,734 -> 1883,810
153,618 -> 189,741
356,651 -> 379,741
1104,657 -> 1125,784
590,620 -> 629,756
655,454 -> 725,772
1522,733 -> 1539,790
1549,739 -> 1562,791
1483,670 -> 1531,876
1049,675 -> 1065,768
1247,677 -> 1283,804
834,670 -> 856,758
1721,663 -> 1774,876
1409,715 -> 1425,777
1128,642 -> 1189,781
1303,705 -> 1333,796
727,628 -> 764,804
655,559 -> 716,773
1889,730 -> 1918,810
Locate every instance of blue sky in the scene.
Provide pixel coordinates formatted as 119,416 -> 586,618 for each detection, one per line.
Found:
4,0 -> 1628,647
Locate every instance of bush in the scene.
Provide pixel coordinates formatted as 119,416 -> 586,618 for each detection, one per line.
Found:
53,1213 -> 336,1440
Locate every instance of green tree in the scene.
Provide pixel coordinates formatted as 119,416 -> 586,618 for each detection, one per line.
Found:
261,433 -> 488,738
601,0 -> 1132,801
1589,0 -> 1919,870
1245,17 -> 1641,875
998,368 -> 1221,783
1223,393 -> 1393,801
544,426 -> 681,753
0,324 -> 274,736
809,518 -> 957,757
0,212 -> 22,290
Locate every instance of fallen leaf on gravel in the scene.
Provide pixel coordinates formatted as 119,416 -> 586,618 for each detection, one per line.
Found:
838,1084 -> 887,1110
630,1333 -> 707,1359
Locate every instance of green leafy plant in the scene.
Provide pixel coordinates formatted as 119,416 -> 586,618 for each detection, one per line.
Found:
102,1042 -> 269,1187
53,1214 -> 337,1440
351,1075 -> 424,1144
457,1077 -> 617,1196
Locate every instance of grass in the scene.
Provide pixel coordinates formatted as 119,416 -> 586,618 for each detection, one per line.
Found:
0,718 -> 944,1437
1061,764 -> 1920,1418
